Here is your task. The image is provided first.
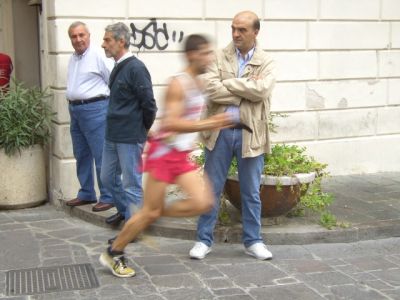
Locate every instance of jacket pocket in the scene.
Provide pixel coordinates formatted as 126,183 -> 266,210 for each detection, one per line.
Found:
250,119 -> 267,150
200,129 -> 212,141
218,66 -> 235,80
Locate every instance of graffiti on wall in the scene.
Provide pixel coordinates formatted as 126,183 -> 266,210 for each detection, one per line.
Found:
130,18 -> 184,51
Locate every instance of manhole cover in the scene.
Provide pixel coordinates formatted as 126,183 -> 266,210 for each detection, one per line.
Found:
6,263 -> 99,296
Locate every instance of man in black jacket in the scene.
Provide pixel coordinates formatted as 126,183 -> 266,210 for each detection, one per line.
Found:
100,22 -> 157,227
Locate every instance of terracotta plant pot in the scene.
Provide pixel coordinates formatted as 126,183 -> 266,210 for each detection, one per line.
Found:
224,173 -> 315,218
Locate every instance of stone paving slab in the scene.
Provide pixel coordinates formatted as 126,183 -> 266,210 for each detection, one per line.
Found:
59,172 -> 400,245
1,206 -> 400,299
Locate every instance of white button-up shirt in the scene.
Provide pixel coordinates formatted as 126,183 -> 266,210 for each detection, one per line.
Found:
66,46 -> 114,101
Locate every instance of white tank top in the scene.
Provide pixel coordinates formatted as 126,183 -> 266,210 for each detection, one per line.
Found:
166,72 -> 205,151
151,72 -> 205,158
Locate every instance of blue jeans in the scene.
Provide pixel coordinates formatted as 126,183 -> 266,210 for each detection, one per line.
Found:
100,140 -> 144,220
69,99 -> 112,203
196,128 -> 264,248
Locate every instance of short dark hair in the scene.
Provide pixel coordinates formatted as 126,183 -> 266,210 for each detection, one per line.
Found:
184,34 -> 209,52
253,18 -> 260,31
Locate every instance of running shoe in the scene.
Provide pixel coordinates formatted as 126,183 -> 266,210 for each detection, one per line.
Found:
99,252 -> 136,278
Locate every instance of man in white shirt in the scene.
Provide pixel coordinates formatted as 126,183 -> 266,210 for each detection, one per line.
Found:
65,21 -> 115,212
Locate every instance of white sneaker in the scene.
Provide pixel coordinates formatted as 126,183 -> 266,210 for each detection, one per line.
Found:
189,242 -> 211,259
245,243 -> 273,260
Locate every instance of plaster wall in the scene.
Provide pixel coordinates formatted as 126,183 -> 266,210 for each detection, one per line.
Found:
41,0 -> 400,201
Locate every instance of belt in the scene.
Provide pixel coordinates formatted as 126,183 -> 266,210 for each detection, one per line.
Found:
68,96 -> 108,105
231,123 -> 253,133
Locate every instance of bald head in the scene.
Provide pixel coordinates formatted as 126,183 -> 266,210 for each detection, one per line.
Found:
233,11 -> 260,31
231,11 -> 260,55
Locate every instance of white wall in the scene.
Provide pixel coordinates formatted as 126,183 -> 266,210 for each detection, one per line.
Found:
42,0 -> 400,200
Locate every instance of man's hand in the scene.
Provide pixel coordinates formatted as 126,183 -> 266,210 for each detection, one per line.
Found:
247,75 -> 263,81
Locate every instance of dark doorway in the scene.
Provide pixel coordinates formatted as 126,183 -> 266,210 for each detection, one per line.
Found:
12,0 -> 41,87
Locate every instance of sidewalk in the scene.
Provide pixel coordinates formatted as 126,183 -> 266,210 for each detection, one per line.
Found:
1,201 -> 400,299
60,172 -> 400,245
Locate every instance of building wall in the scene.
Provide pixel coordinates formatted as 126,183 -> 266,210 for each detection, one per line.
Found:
42,0 -> 400,201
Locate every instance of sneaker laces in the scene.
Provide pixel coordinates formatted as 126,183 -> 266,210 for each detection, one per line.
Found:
113,255 -> 129,270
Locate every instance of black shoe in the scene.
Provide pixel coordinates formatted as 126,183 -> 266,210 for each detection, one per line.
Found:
108,236 -> 116,245
108,236 -> 136,245
105,212 -> 124,226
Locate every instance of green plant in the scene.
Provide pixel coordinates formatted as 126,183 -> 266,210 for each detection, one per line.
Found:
298,177 -> 333,212
193,143 -> 206,167
268,112 -> 288,134
319,211 -> 337,230
192,111 -> 339,229
264,144 -> 326,176
264,144 -> 338,229
0,79 -> 53,156
218,197 -> 231,226
193,142 -> 339,229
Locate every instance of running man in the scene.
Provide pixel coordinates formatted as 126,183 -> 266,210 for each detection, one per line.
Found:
99,34 -> 234,278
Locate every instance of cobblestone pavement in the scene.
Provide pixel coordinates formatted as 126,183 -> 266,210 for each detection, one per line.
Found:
1,205 -> 399,299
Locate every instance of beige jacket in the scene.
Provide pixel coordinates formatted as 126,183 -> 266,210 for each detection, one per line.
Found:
200,42 -> 276,158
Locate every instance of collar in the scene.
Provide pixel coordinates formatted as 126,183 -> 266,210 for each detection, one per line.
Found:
235,46 -> 255,61
73,46 -> 90,59
116,51 -> 133,64
224,41 -> 263,66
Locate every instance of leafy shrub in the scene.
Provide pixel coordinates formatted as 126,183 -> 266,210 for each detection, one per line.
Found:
0,80 -> 53,156
264,144 -> 326,176
193,143 -> 339,229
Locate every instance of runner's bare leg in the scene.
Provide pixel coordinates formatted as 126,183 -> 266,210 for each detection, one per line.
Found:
111,171 -> 213,252
162,171 -> 213,217
111,174 -> 167,251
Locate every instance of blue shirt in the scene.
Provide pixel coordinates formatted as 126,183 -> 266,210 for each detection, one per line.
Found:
237,47 -> 255,77
226,47 -> 255,124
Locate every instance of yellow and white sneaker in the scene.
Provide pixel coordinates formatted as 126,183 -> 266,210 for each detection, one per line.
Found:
99,252 -> 136,278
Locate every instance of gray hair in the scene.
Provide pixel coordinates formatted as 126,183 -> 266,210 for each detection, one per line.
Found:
68,21 -> 89,36
105,22 -> 131,49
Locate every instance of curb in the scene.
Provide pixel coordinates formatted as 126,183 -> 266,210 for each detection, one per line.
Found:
59,199 -> 400,245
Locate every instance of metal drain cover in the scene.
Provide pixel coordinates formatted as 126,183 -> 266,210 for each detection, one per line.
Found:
6,263 -> 99,296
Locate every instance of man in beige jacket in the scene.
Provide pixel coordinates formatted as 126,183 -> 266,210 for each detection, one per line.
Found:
190,11 -> 276,260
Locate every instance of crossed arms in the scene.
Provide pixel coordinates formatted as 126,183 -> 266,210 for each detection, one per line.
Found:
203,54 -> 276,105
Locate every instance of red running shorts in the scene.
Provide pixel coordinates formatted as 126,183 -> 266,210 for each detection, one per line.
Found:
143,139 -> 198,184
